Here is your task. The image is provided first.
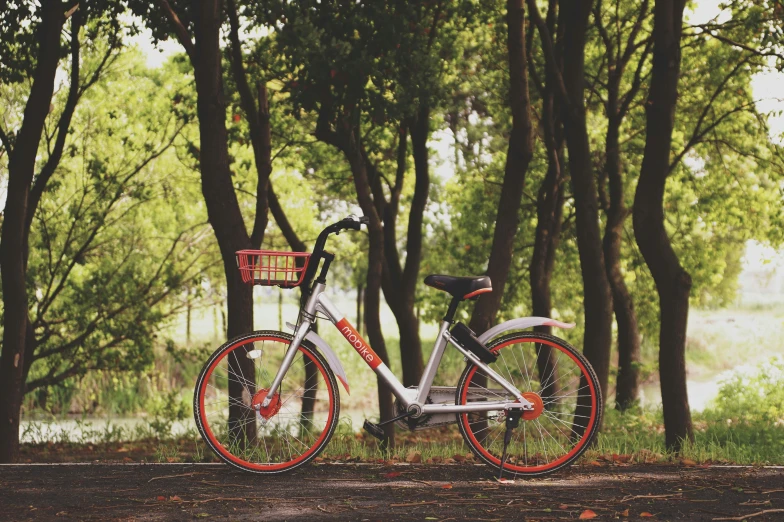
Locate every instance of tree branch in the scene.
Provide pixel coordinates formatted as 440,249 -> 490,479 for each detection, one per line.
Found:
268,183 -> 307,252
25,13 -> 85,246
227,0 -> 270,248
156,0 -> 196,65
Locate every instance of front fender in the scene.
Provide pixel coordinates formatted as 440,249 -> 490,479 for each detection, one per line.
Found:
286,323 -> 350,394
477,316 -> 575,345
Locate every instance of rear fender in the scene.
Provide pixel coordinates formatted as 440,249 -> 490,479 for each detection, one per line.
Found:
477,316 -> 575,345
286,322 -> 350,394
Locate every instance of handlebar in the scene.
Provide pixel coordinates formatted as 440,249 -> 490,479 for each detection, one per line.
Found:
300,215 -> 368,297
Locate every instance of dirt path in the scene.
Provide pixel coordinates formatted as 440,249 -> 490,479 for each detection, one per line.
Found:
1,463 -> 782,521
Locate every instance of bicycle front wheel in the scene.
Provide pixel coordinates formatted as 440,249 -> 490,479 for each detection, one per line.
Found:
456,332 -> 602,477
194,331 -> 340,473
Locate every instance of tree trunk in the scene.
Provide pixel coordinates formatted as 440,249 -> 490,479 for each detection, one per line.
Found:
529,128 -> 565,403
365,233 -> 397,449
191,0 -> 255,442
0,0 -> 65,463
468,0 -> 534,443
187,299 -> 193,344
469,0 -> 535,335
633,0 -> 693,451
594,0 -> 652,411
380,108 -> 430,388
356,149 -> 397,448
357,281 -> 364,336
315,117 -> 396,447
560,1 -> 613,409
602,116 -> 641,411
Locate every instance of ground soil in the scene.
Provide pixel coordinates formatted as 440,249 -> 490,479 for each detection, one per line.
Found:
1,463 -> 782,521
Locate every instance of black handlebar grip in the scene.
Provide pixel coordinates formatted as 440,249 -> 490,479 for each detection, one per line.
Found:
344,219 -> 361,231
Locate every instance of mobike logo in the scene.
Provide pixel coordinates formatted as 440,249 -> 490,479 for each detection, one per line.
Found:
336,319 -> 381,369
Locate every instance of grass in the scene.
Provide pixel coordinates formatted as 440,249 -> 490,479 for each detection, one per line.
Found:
20,399 -> 784,466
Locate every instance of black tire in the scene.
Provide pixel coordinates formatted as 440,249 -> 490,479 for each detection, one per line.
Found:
194,330 -> 340,474
456,332 -> 603,477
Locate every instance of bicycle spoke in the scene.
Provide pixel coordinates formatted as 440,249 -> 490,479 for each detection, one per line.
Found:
459,334 -> 600,476
196,334 -> 337,472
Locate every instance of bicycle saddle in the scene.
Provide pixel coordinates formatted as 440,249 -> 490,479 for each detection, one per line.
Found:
424,274 -> 492,300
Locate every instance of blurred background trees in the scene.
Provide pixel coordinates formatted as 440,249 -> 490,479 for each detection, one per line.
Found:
1,0 -> 783,462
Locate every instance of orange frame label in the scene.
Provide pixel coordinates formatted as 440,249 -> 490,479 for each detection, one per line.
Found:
336,318 -> 382,369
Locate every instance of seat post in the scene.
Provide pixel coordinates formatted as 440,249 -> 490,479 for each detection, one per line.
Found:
443,296 -> 462,324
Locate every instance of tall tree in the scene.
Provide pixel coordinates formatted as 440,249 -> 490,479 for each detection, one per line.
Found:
0,0 -> 121,462
314,104 -> 397,446
21,58 -> 209,404
375,2 -> 450,387
131,0 -> 276,442
560,0 -> 615,402
527,0 -> 613,406
527,0 -> 566,403
593,0 -> 653,410
469,0 -> 535,335
633,0 -> 692,450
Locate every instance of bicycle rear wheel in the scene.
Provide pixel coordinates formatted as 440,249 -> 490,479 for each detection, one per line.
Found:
194,331 -> 339,473
456,332 -> 602,477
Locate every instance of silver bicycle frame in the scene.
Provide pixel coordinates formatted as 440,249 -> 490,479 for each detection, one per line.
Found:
262,283 -> 534,412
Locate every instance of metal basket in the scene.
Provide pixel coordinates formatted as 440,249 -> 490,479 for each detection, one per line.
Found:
235,250 -> 311,287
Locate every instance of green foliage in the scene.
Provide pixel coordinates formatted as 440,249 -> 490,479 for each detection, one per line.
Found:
699,357 -> 784,451
17,49 -> 216,398
147,391 -> 191,439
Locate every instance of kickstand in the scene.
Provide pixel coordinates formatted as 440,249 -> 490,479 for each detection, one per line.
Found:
498,410 -> 522,481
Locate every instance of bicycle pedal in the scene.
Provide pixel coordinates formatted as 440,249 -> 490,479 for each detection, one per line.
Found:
362,419 -> 385,441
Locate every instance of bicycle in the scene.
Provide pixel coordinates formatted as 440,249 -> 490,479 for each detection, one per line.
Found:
194,215 -> 602,477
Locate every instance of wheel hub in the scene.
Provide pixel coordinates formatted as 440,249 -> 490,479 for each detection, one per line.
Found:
521,392 -> 544,420
252,389 -> 281,420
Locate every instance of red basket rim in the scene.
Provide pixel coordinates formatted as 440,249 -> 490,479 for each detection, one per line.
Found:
235,250 -> 311,288
236,249 -> 311,257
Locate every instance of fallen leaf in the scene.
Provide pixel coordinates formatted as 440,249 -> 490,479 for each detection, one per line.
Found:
443,458 -> 456,464
588,460 -> 603,467
640,512 -> 655,517
442,484 -> 453,489
431,456 -> 443,463
405,451 -> 422,464
156,496 -> 166,501
195,514 -> 210,518
122,457 -> 134,463
558,504 -> 569,510
452,454 -> 466,463
579,509 -> 598,519
383,471 -> 402,478
169,495 -> 182,502
680,459 -> 697,466
620,508 -> 629,517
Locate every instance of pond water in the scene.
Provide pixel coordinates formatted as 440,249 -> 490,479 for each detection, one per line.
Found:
20,409 -> 372,444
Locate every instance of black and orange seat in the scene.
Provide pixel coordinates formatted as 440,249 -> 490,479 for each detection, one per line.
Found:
424,274 -> 492,300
